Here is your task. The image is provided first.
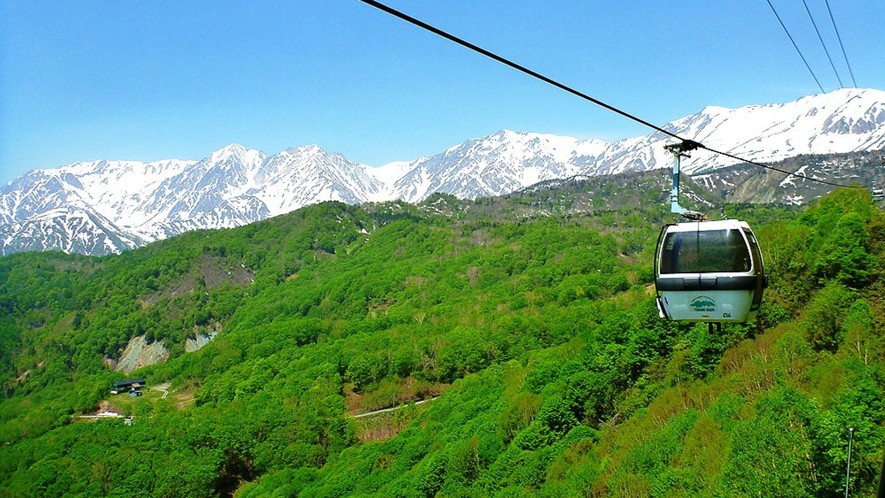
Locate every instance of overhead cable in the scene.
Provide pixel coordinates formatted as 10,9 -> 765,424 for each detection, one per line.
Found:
823,0 -> 858,87
357,0 -> 863,190
764,0 -> 826,93
696,143 -> 860,188
801,0 -> 843,88
356,0 -> 682,142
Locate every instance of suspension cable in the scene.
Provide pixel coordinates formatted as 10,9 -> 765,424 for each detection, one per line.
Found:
763,0 -> 826,93
357,0 -> 864,189
823,0 -> 858,88
801,0 -> 843,88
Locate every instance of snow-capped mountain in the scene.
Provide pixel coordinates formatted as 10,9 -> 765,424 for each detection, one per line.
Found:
0,144 -> 386,255
2,88 -> 884,256
647,88 -> 885,175
378,88 -> 885,199
0,204 -> 147,255
386,130 -> 609,203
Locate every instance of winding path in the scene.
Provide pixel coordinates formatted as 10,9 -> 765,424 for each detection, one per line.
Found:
352,397 -> 438,418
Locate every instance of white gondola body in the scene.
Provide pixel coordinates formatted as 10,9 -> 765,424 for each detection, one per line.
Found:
656,289 -> 755,322
654,220 -> 766,323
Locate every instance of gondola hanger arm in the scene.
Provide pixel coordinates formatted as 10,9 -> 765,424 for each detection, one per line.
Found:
666,142 -> 706,220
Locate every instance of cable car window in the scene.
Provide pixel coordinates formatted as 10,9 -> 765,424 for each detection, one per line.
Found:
660,229 -> 751,274
743,228 -> 763,276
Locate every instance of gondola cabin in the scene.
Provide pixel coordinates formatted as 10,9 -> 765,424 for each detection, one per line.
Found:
654,219 -> 766,323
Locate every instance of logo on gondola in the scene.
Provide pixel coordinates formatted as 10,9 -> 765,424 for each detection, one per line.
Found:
690,296 -> 716,312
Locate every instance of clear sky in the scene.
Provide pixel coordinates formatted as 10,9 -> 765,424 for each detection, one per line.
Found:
2,0 -> 883,185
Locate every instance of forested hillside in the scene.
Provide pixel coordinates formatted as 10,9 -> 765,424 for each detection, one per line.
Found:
0,182 -> 883,497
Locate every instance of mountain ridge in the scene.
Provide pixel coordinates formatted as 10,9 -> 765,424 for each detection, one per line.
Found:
2,88 -> 884,255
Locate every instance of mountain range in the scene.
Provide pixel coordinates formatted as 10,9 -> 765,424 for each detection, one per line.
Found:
2,87 -> 884,256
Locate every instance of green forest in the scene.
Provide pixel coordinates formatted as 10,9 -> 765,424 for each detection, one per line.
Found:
0,183 -> 883,497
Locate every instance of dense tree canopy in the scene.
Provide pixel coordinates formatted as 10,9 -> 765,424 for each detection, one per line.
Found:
1,186 -> 883,497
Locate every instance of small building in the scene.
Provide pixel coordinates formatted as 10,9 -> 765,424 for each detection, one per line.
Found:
111,378 -> 146,394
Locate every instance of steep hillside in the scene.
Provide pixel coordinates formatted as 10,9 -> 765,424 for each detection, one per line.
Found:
0,187 -> 883,497
697,149 -> 885,205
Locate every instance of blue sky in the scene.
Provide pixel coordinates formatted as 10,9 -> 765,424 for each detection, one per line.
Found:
2,0 -> 883,185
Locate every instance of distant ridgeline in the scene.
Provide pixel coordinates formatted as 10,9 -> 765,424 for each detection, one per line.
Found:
0,187 -> 884,496
1,90 -> 883,258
